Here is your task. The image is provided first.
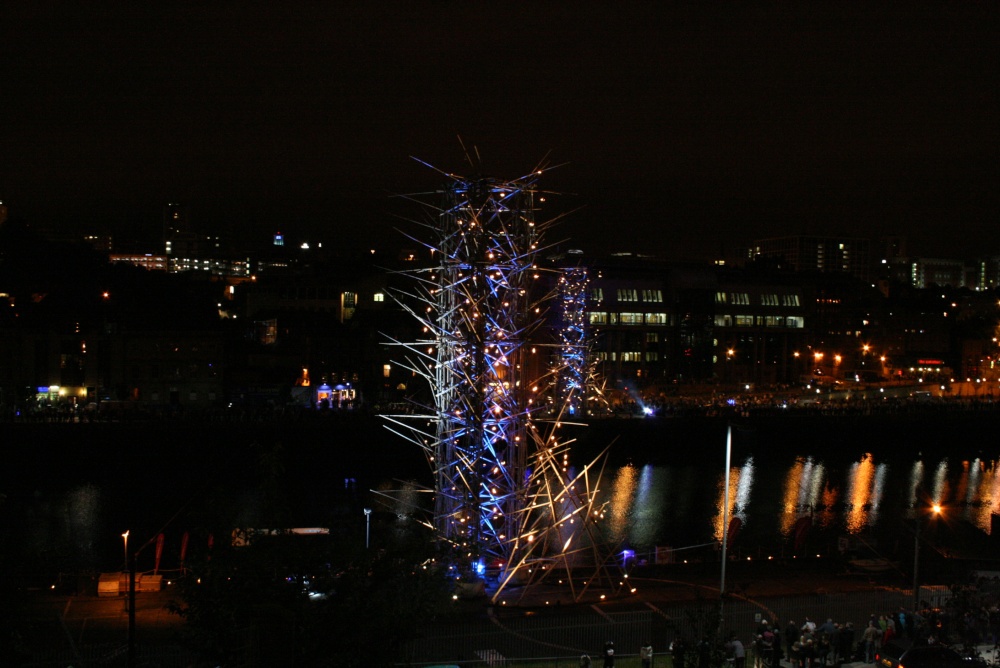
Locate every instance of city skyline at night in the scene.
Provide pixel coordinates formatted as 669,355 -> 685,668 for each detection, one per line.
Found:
1,4 -> 996,262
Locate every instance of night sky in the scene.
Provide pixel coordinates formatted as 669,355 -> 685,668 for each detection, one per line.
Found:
2,4 -> 996,260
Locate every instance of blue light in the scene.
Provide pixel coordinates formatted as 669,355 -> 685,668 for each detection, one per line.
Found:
474,560 -> 486,576
726,398 -> 736,406
622,549 -> 635,562
642,406 -> 654,416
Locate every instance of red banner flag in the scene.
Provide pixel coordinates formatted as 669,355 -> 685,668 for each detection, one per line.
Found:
179,531 -> 190,572
154,533 -> 165,574
728,517 -> 743,546
793,516 -> 812,552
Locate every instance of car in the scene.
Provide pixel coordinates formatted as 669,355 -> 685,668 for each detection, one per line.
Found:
875,640 -> 985,668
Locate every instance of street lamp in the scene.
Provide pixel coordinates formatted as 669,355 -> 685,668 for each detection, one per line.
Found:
121,529 -> 136,668
720,425 -> 733,627
913,502 -> 943,612
364,508 -> 372,549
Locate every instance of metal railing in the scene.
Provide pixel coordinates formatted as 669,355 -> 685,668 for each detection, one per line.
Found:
401,587 -> 919,666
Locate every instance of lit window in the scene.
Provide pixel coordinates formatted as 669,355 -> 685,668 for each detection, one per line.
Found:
590,288 -> 604,301
730,293 -> 750,305
642,289 -> 662,302
374,292 -> 385,302
589,312 -> 608,325
616,288 -> 639,302
645,313 -> 667,325
715,292 -> 727,304
619,312 -> 643,325
781,294 -> 801,307
383,364 -> 391,378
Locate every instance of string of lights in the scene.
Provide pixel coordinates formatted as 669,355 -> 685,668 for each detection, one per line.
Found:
382,158 -> 626,602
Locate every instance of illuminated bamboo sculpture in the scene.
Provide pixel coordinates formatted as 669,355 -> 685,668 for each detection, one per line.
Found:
383,159 -> 623,602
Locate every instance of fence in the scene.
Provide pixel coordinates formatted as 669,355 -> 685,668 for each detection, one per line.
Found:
402,610 -> 660,666
401,587 -> 920,666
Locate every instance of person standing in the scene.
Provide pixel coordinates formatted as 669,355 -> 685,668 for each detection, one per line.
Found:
838,622 -> 855,664
671,638 -> 687,668
829,623 -> 842,665
785,620 -> 798,662
759,628 -> 776,668
862,621 -> 880,664
640,641 -> 653,668
698,636 -> 712,668
603,641 -> 615,668
726,634 -> 746,668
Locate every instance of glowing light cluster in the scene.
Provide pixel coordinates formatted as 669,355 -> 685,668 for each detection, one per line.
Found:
382,159 -> 621,602
555,266 -> 604,416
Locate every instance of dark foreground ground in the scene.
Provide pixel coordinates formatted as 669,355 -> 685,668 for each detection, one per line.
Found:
17,557 -> 991,667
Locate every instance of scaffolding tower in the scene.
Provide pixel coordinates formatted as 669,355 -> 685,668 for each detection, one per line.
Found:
383,159 -> 623,602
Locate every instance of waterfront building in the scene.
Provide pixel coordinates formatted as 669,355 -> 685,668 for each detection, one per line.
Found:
752,235 -> 873,283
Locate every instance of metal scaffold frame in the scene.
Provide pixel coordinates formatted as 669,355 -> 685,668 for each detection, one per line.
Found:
381,155 -> 625,603
555,265 -> 608,418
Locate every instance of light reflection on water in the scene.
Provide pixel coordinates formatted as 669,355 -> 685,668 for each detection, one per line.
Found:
631,465 -> 665,547
600,453 -> 1000,551
712,458 -> 754,541
933,459 -> 950,508
608,465 -> 637,542
844,455 -> 884,533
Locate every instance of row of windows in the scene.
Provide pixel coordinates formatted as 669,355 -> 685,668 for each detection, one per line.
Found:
594,351 -> 660,362
590,312 -> 671,325
267,289 -> 385,304
715,292 -> 801,307
590,288 -> 664,302
714,314 -> 805,328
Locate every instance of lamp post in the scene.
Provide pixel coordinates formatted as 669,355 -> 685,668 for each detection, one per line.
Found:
364,508 -> 372,549
720,425 -> 732,627
912,502 -> 942,612
122,530 -> 136,668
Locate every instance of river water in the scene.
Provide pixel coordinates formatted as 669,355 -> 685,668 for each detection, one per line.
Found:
5,408 -> 1000,580
566,408 -> 1000,565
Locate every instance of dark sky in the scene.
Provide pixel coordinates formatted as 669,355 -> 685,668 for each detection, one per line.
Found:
2,3 -> 996,260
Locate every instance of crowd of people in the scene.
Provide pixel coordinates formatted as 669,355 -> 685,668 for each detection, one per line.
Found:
612,391 -> 1000,420
658,599 -> 1000,667
744,604 -> 996,667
